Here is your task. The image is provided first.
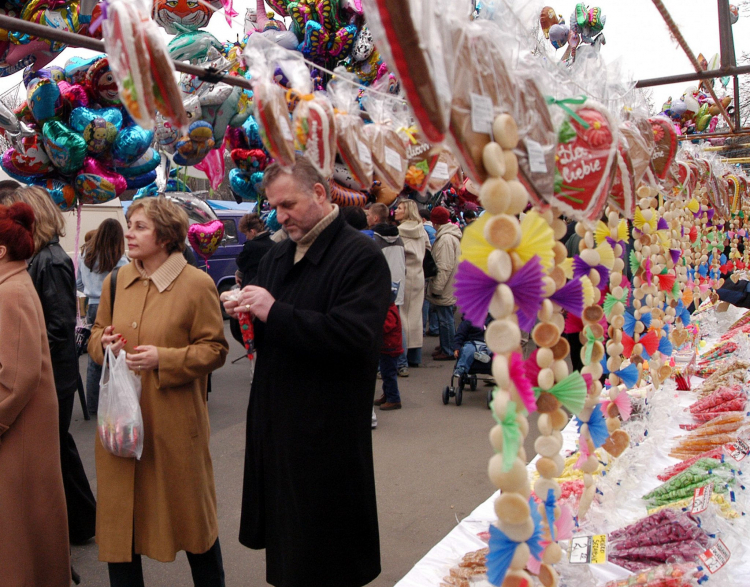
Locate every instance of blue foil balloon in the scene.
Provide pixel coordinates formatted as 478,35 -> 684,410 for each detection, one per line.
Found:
70,106 -> 123,133
116,148 -> 161,177
34,178 -> 77,211
126,171 -> 158,189
229,168 -> 255,200
242,115 -> 263,149
28,78 -> 61,123
42,120 -> 87,175
113,126 -> 155,165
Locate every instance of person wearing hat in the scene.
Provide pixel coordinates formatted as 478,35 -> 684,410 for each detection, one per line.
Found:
427,206 -> 462,361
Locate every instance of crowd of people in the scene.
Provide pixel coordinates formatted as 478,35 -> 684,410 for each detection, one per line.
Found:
0,157 -> 476,587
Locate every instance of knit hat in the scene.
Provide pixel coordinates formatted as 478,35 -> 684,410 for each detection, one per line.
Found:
430,206 -> 450,226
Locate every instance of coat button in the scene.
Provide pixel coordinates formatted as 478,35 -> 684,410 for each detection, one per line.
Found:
143,281 -> 148,287
132,322 -> 137,329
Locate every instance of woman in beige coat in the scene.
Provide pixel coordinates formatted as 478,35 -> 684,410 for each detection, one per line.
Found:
89,197 -> 228,586
0,202 -> 71,587
394,199 -> 430,375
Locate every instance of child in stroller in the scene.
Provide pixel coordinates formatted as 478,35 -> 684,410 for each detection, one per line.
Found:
442,316 -> 493,406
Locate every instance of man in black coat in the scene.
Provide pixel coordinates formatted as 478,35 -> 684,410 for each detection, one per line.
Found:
222,157 -> 391,587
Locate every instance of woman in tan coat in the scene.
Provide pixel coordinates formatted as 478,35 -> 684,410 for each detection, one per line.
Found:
89,197 -> 229,586
0,202 -> 71,587
394,199 -> 431,376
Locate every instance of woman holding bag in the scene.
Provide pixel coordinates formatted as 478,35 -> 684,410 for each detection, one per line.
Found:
0,202 -> 71,587
89,196 -> 229,587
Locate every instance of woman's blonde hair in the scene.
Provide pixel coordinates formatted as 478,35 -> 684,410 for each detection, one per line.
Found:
127,197 -> 188,254
0,185 -> 66,254
397,199 -> 421,223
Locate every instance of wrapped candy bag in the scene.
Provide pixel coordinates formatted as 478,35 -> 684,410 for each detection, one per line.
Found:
247,47 -> 296,169
602,563 -> 701,587
362,88 -> 408,192
403,124 -> 440,193
279,56 -> 337,177
97,347 -> 143,459
427,148 -> 461,194
328,69 -> 373,189
643,458 -> 735,507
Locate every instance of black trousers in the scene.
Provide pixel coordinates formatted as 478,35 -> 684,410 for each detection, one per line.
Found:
108,539 -> 226,587
58,392 -> 97,543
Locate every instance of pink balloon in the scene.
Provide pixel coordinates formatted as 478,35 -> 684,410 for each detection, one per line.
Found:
188,220 -> 225,261
194,142 -> 225,191
83,157 -> 127,195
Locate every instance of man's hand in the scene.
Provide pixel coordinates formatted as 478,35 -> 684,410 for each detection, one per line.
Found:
454,349 -> 459,358
126,345 -> 159,372
102,325 -> 126,355
220,290 -> 241,318
238,286 -> 276,322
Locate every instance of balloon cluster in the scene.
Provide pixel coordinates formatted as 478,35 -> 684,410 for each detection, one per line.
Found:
0,57 -> 161,210
540,3 -> 606,61
660,88 -> 733,136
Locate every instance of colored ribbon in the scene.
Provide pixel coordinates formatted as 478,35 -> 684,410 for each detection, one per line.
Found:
583,325 -> 603,365
397,125 -> 419,145
492,397 -> 522,473
545,95 -> 590,129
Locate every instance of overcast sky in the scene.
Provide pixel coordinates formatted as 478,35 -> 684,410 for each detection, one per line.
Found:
0,0 -> 747,117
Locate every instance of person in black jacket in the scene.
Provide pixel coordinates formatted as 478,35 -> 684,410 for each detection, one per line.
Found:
1,186 -> 96,544
222,158 -> 390,587
235,213 -> 275,288
452,316 -> 490,378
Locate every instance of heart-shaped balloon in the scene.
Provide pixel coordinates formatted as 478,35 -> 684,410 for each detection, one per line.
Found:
1,134 -> 54,178
59,81 -> 89,109
552,101 -> 617,223
229,169 -> 264,201
27,77 -> 61,123
188,220 -> 225,261
126,171 -> 158,190
608,135 -> 635,219
74,157 -> 127,204
173,121 -> 215,166
231,148 -> 268,172
649,116 -> 678,180
81,118 -> 118,155
116,148 -> 161,177
35,178 -> 76,211
113,126 -> 155,165
65,55 -> 102,85
70,106 -> 124,133
42,120 -> 87,175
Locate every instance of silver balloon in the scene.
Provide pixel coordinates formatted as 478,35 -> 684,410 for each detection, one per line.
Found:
0,100 -> 20,134
164,192 -> 218,224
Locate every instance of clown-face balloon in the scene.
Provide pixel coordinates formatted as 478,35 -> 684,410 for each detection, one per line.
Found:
85,58 -> 120,106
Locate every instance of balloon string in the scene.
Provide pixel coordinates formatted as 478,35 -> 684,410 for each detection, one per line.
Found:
194,0 -> 406,106
73,200 -> 83,322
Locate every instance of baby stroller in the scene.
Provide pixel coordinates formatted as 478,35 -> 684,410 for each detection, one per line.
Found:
442,351 -> 494,408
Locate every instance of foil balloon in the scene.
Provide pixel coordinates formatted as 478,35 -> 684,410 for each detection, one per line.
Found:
153,0 -> 221,35
85,58 -> 120,105
134,177 -> 191,199
115,148 -> 161,177
126,170 -> 158,190
1,134 -> 54,179
70,106 -> 123,132
65,55 -> 102,84
59,82 -> 90,109
549,23 -> 570,49
113,126 -> 155,165
188,220 -> 225,261
42,120 -> 87,175
194,146 -> 225,190
0,100 -> 20,134
173,121 -> 215,166
75,158 -> 127,204
229,168 -> 263,201
27,78 -> 61,123
35,178 -> 76,211
168,31 -> 224,63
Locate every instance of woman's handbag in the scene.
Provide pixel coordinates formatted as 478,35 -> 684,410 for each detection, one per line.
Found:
423,249 -> 438,279
97,346 -> 144,459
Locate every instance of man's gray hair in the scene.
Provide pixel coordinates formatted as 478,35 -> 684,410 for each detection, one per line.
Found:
262,157 -> 332,201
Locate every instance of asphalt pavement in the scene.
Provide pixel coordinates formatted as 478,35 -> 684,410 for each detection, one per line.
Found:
69,324 -> 538,586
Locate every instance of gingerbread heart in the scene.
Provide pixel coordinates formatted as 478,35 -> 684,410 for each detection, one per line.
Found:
619,120 -> 652,188
648,116 -> 677,179
608,134 -> 635,219
552,101 -> 617,223
292,94 -> 336,177
601,428 -> 629,458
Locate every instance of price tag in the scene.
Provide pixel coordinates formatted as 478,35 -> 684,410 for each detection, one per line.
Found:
357,141 -> 372,166
280,118 -> 293,141
691,483 -> 713,514
470,93 -> 494,135
525,139 -> 548,173
384,146 -> 403,171
432,161 -> 449,181
569,535 -> 607,564
725,437 -> 750,461
698,539 -> 731,573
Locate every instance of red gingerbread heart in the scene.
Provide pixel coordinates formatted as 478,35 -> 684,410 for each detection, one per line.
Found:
552,101 -> 617,223
648,116 -> 678,179
608,135 -> 635,219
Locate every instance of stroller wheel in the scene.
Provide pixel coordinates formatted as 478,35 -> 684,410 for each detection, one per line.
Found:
470,374 -> 478,391
487,389 -> 493,409
455,386 -> 463,406
442,386 -> 451,405
458,375 -> 466,393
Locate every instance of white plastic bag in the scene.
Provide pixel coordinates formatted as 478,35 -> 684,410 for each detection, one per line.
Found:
97,347 -> 144,459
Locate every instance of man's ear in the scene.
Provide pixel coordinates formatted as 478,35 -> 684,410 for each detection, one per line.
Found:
313,182 -> 328,204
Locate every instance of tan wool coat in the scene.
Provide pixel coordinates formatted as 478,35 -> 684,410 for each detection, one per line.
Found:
0,261 -> 71,587
89,257 -> 228,563
397,220 -> 430,350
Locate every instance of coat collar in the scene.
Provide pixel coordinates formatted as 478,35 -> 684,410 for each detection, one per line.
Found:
121,252 -> 187,292
0,260 -> 28,286
272,211 -> 345,267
